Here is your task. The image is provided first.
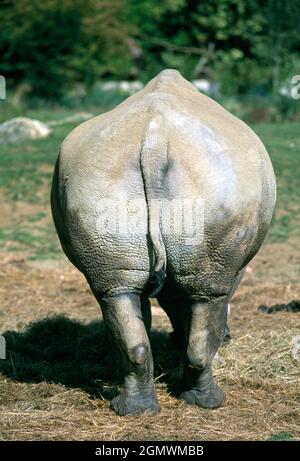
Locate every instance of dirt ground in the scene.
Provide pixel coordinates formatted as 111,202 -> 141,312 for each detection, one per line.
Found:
0,237 -> 299,441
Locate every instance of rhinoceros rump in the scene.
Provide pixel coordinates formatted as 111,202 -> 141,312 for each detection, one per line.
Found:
51,69 -> 276,415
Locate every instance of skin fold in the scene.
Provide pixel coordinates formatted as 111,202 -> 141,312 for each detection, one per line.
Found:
51,69 -> 276,415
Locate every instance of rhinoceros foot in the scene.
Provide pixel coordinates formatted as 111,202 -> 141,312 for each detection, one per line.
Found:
110,391 -> 160,416
180,383 -> 224,409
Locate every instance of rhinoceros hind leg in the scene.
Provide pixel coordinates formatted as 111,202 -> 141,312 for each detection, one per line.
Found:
180,368 -> 224,409
110,390 -> 160,416
179,296 -> 227,409
99,293 -> 160,416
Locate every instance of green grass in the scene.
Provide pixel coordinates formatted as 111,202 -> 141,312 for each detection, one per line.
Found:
253,122 -> 300,242
0,119 -> 76,203
27,211 -> 48,222
0,222 -> 61,259
0,102 -> 299,259
268,432 -> 294,441
0,106 -> 77,258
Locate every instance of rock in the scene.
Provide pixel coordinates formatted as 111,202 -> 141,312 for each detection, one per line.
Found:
0,117 -> 51,144
192,79 -> 220,96
99,80 -> 144,95
48,112 -> 94,127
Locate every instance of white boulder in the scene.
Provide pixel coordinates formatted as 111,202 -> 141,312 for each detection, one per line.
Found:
48,112 -> 94,127
0,117 -> 51,144
100,80 -> 144,95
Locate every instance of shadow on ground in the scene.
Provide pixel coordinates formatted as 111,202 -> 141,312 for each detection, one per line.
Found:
0,316 -> 183,400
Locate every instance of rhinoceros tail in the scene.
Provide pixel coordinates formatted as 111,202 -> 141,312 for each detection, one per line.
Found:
140,113 -> 167,297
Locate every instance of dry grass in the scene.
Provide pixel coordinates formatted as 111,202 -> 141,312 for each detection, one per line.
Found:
0,247 -> 300,441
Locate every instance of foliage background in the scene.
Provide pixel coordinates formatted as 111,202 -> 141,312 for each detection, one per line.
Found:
1,0 -> 300,106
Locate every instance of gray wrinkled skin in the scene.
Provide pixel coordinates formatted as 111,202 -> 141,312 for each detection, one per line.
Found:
51,69 -> 276,415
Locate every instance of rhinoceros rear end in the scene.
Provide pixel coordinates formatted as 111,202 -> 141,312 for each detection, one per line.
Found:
51,69 -> 276,415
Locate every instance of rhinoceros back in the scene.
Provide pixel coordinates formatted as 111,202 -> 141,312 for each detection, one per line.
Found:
52,69 -> 276,300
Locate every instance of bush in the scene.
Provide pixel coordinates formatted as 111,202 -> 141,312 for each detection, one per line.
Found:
0,0 -> 132,99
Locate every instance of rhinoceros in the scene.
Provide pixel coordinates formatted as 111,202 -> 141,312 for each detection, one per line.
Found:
51,69 -> 276,415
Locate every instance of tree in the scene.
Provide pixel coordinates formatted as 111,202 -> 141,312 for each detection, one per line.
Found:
0,0 -> 132,98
